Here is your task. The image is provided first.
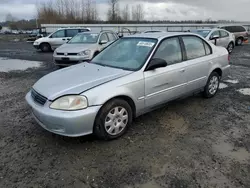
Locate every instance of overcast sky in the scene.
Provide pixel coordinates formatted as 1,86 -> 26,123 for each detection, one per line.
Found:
0,0 -> 250,22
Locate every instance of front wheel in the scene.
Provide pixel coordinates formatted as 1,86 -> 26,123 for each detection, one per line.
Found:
40,43 -> 51,52
93,99 -> 133,140
203,72 -> 220,98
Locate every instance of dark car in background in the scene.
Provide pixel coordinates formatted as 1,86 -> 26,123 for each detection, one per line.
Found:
219,25 -> 248,46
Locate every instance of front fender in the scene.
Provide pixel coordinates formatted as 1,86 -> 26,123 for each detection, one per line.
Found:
82,72 -> 145,115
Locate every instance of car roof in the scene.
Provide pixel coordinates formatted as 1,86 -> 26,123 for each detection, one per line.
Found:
124,32 -> 201,39
57,28 -> 90,31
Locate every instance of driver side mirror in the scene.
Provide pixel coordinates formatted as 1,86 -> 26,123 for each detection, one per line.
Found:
99,40 -> 108,45
210,35 -> 219,40
210,35 -> 220,45
146,58 -> 167,71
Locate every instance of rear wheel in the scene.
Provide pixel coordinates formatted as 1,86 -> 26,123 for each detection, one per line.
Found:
93,99 -> 133,140
227,42 -> 234,54
40,43 -> 51,52
203,72 -> 220,98
236,37 -> 243,46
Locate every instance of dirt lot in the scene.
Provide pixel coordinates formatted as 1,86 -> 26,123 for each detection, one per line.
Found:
0,41 -> 250,188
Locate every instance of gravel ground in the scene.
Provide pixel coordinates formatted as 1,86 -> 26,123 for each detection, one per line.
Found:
0,41 -> 250,188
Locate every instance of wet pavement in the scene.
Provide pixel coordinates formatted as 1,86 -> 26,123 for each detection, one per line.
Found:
0,57 -> 41,72
0,41 -> 250,188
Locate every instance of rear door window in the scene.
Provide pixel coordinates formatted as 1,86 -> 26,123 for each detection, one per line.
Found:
220,30 -> 229,38
224,26 -> 236,33
51,30 -> 65,38
66,29 -> 79,38
182,36 -> 206,60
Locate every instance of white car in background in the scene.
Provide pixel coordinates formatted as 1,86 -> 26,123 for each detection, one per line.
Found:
53,31 -> 118,67
192,28 -> 235,54
33,28 -> 90,52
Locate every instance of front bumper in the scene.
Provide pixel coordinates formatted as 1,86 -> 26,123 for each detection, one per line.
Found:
25,91 -> 101,137
33,44 -> 39,49
53,55 -> 90,66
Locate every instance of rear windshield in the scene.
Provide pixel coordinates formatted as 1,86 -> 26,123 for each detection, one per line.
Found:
222,26 -> 246,33
192,30 -> 211,38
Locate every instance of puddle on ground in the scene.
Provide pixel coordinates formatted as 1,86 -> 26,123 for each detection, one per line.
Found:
213,142 -> 250,163
238,88 -> 250,96
159,112 -> 188,135
0,57 -> 41,72
125,181 -> 161,188
219,83 -> 228,89
224,79 -> 239,84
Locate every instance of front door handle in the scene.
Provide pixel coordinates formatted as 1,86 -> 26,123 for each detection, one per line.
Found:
180,69 -> 185,73
62,39 -> 66,41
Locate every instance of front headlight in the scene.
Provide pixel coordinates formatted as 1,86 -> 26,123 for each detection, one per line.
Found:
78,50 -> 91,57
50,95 -> 88,110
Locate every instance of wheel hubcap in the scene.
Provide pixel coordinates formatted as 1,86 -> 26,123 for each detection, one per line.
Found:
208,76 -> 219,95
105,107 -> 128,136
237,39 -> 242,45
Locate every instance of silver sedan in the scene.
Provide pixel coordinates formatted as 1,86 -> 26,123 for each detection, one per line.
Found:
26,32 -> 230,140
192,28 -> 235,54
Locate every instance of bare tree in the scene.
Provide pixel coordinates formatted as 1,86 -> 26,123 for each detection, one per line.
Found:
108,0 -> 120,22
84,0 -> 98,23
5,13 -> 16,22
121,4 -> 130,22
132,4 -> 144,22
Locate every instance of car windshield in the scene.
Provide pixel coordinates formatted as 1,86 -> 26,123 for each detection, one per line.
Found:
68,33 -> 99,44
192,30 -> 211,38
91,38 -> 157,71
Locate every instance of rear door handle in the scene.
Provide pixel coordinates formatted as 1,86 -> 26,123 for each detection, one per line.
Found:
180,69 -> 185,73
62,39 -> 66,41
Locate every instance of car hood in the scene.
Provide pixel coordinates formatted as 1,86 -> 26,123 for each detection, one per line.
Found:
56,43 -> 96,53
33,63 -> 132,101
35,37 -> 48,42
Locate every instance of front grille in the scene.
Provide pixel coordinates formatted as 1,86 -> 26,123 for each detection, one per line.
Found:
68,53 -> 78,56
57,53 -> 78,56
55,60 -> 79,64
31,89 -> 47,106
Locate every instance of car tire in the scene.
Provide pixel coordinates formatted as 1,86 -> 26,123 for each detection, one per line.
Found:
236,37 -> 243,46
203,72 -> 220,98
40,43 -> 51,52
93,99 -> 133,140
227,42 -> 234,54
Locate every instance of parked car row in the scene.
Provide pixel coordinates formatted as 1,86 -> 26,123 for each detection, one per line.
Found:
27,31 -> 231,140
